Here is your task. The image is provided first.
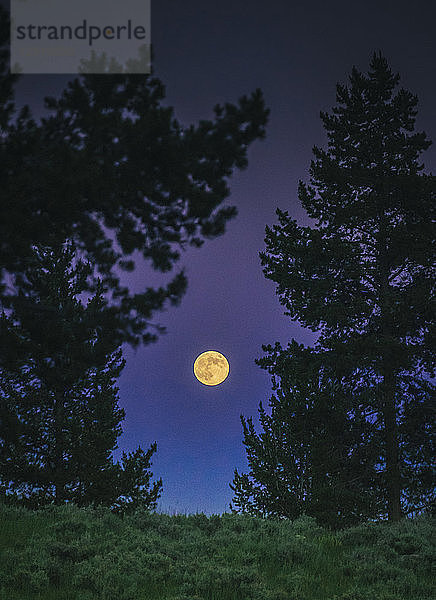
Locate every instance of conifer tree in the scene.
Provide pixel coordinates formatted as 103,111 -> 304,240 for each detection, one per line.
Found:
0,243 -> 162,511
232,54 -> 435,524
0,5 -> 268,349
230,343 -> 385,529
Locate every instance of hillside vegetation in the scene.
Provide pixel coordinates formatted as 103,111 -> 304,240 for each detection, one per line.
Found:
0,502 -> 434,600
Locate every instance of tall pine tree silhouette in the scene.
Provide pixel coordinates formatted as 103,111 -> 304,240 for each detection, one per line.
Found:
232,54 -> 435,525
0,243 -> 162,511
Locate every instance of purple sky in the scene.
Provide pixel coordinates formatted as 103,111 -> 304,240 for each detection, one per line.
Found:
11,0 -> 436,514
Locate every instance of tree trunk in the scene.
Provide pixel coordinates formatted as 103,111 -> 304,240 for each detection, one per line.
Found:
378,208 -> 402,523
53,391 -> 64,505
382,360 -> 402,521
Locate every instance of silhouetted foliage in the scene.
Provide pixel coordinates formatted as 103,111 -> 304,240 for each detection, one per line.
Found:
0,243 -> 161,512
111,445 -> 162,515
232,53 -> 435,526
0,5 -> 269,349
230,344 -> 386,530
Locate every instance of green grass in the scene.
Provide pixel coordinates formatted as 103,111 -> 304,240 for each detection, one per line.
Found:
0,502 -> 434,600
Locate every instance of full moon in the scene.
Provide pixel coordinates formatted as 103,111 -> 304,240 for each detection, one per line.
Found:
193,350 -> 229,386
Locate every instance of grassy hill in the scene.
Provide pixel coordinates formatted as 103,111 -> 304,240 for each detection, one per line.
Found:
0,501 -> 434,600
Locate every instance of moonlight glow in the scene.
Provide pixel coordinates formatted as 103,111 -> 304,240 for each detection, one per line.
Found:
193,351 -> 229,386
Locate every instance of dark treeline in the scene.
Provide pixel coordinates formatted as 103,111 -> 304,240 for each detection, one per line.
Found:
0,0 -> 434,529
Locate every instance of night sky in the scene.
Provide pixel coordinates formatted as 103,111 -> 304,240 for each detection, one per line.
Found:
8,0 -> 436,515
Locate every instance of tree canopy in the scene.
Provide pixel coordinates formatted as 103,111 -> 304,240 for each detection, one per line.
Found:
0,5 -> 269,348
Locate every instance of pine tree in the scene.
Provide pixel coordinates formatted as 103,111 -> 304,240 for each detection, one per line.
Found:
0,243 -> 162,511
230,343 -> 385,529
232,54 -> 435,524
111,445 -> 162,515
0,5 -> 269,349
